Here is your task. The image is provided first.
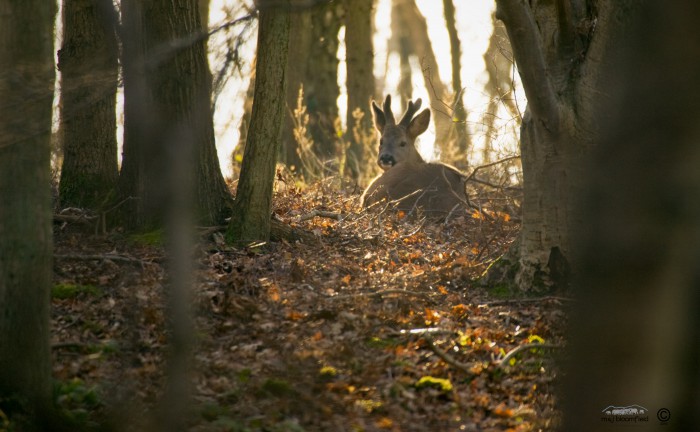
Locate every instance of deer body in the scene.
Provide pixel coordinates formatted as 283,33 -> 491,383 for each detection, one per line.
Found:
361,95 -> 467,215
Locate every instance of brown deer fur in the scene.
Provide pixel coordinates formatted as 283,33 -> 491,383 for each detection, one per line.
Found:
361,95 -> 467,215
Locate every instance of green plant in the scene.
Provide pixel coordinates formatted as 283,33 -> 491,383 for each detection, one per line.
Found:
52,283 -> 101,300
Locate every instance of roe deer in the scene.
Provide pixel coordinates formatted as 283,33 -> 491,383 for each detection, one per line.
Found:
361,95 -> 467,216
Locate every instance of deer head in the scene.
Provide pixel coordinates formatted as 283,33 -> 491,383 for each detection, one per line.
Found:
371,95 -> 431,170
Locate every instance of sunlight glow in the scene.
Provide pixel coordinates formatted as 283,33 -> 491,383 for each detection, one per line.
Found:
207,0 -> 520,177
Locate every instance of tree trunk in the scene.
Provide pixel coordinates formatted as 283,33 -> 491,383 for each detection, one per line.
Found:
58,0 -> 119,209
232,56 -> 256,177
0,0 -> 55,422
488,0 -> 614,292
442,0 -> 470,166
306,1 -> 343,160
226,1 -> 290,243
481,13 -> 520,163
279,2 -> 343,175
118,0 -> 231,230
281,8 -> 312,171
343,0 -> 375,180
566,2 -> 700,430
390,0 -> 412,108
392,0 -> 451,157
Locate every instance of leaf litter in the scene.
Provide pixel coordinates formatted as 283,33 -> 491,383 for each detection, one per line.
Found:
52,178 -> 567,431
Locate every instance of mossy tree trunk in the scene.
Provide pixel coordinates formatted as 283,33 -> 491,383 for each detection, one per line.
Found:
0,0 -> 56,423
226,1 -> 290,243
58,0 -> 119,209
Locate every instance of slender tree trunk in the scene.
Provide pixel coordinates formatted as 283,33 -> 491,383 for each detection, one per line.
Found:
58,0 -> 119,209
227,1 -> 290,242
481,13 -> 519,163
0,0 -> 55,423
442,0 -> 471,165
118,0 -> 231,229
390,0 -> 412,108
232,56 -> 256,177
566,2 -> 700,430
344,0 -> 375,180
392,0 -> 450,157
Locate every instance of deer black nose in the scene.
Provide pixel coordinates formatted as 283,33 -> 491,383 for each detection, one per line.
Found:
379,154 -> 395,167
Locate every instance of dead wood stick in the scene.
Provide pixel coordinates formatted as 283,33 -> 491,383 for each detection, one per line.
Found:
295,210 -> 342,222
327,289 -> 430,301
423,334 -> 475,376
497,343 -> 561,369
480,296 -> 575,307
55,253 -> 155,265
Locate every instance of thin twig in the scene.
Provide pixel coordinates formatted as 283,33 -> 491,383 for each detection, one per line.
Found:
464,155 -> 521,185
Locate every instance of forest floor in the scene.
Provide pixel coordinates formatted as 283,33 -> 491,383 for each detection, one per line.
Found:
49,176 -> 568,431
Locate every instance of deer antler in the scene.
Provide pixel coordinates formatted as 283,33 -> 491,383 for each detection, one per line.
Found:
399,98 -> 423,127
382,94 -> 396,125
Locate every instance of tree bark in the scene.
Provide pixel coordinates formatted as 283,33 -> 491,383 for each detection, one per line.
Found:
390,0 -> 413,109
481,13 -> 520,163
58,0 -> 119,209
281,1 -> 342,173
488,0 -> 610,292
442,0 -> 471,164
0,0 -> 55,422
565,2 -> 700,430
227,1 -> 290,242
392,0 -> 451,157
118,0 -> 231,230
305,1 -> 343,160
343,0 -> 375,180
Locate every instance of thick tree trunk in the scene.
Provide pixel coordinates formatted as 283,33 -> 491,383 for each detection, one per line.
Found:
118,0 -> 231,229
281,1 -> 342,173
58,0 -> 119,209
343,0 -> 375,180
488,0 -> 610,292
306,1 -> 343,160
227,2 -> 290,242
281,8 -> 312,171
0,0 -> 55,422
566,2 -> 700,430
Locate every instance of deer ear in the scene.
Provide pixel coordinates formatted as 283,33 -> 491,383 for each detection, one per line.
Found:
407,109 -> 430,138
372,100 -> 385,132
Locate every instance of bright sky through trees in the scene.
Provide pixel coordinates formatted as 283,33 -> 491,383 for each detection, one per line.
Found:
209,0 -> 521,177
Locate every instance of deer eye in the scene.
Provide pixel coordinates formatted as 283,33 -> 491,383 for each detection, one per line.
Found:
400,141 -> 407,147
